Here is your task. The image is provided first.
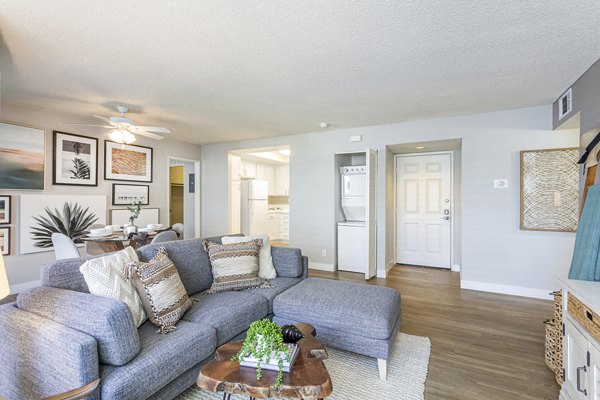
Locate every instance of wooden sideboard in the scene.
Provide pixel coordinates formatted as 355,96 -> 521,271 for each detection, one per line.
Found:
560,279 -> 600,400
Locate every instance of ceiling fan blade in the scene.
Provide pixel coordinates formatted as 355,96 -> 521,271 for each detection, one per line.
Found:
131,126 -> 170,134
62,123 -> 113,128
133,130 -> 166,140
94,115 -> 117,126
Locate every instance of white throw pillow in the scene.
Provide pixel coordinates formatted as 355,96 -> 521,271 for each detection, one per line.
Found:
80,246 -> 147,327
221,235 -> 277,279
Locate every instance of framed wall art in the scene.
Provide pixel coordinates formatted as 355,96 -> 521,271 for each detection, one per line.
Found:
112,183 -> 150,205
0,227 -> 10,255
0,196 -> 11,224
105,141 -> 153,182
53,131 -> 98,186
20,195 -> 106,254
110,208 -> 159,227
0,122 -> 45,190
520,148 -> 579,232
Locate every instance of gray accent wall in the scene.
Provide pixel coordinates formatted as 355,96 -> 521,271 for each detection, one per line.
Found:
202,105 -> 579,296
0,102 -> 203,290
553,58 -> 600,134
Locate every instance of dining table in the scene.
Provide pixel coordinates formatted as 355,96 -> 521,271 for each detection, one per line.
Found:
81,231 -> 158,253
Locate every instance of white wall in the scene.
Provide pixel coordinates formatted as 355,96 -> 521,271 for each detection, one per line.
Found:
0,102 -> 202,291
202,105 -> 579,298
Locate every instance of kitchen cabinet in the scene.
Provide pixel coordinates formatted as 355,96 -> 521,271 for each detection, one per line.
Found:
279,213 -> 289,240
560,279 -> 600,400
256,163 -> 267,181
266,165 -> 276,196
241,160 -> 256,179
275,164 -> 289,196
268,213 -> 280,239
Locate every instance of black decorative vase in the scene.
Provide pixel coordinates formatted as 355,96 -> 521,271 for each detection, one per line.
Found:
281,324 -> 304,343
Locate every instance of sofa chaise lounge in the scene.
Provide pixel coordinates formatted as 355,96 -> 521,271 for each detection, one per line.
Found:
0,235 -> 401,399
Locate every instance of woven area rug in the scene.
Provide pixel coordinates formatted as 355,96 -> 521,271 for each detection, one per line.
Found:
177,333 -> 431,400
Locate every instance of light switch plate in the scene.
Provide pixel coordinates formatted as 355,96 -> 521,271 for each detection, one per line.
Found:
349,135 -> 362,142
493,179 -> 508,189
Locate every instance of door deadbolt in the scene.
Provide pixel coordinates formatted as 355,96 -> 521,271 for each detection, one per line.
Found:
444,209 -> 450,215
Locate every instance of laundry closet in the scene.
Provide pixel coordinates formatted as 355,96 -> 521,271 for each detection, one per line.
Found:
334,150 -> 377,279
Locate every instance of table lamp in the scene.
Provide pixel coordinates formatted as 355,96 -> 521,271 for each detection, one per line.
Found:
0,253 -> 10,299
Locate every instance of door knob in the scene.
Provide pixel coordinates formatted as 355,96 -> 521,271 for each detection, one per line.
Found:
441,216 -> 450,221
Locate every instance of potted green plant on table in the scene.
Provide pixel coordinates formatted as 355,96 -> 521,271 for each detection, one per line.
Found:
125,200 -> 142,234
232,319 -> 291,388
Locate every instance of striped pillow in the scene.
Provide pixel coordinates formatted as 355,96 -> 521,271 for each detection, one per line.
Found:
127,247 -> 195,333
204,239 -> 271,294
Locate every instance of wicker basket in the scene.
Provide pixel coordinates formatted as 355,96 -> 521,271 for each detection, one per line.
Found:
544,290 -> 563,385
568,293 -> 600,342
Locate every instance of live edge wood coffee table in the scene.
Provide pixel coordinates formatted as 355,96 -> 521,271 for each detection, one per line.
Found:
197,322 -> 332,400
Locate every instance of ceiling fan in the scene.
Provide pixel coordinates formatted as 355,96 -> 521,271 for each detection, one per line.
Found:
64,105 -> 170,144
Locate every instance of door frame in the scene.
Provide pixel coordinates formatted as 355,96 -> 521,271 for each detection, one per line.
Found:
393,151 -> 455,268
167,156 -> 201,238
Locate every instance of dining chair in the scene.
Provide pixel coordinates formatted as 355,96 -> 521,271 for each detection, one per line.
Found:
84,224 -> 106,256
171,223 -> 184,239
51,233 -> 80,260
151,230 -> 178,244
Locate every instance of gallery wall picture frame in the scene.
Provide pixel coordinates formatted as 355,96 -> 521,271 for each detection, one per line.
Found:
520,147 -> 579,232
0,121 -> 46,190
0,196 -> 11,224
104,141 -> 153,182
19,195 -> 107,255
110,208 -> 159,227
53,131 -> 98,186
0,227 -> 10,255
112,183 -> 150,205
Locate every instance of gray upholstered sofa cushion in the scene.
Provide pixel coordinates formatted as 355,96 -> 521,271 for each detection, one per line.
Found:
137,238 -> 213,295
271,247 -> 304,278
99,320 -> 216,400
246,277 -> 303,313
273,278 -> 401,340
17,286 -> 140,366
186,291 -> 269,345
41,255 -> 94,293
0,304 -> 99,400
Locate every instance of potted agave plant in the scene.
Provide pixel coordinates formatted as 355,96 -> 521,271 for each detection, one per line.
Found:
232,319 -> 292,388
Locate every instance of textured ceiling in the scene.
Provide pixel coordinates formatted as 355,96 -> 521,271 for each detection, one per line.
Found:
1,1 -> 599,145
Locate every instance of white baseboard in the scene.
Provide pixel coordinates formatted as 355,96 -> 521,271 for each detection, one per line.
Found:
451,264 -> 461,272
309,262 -> 336,272
10,280 -> 40,295
376,261 -> 395,278
460,280 -> 553,300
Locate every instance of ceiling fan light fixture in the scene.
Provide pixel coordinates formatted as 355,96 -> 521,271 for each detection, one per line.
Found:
108,129 -> 136,144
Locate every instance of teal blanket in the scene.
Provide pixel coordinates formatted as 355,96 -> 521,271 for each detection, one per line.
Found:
569,184 -> 600,280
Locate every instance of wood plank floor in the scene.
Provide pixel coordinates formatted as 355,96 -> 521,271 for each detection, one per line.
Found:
309,265 -> 559,400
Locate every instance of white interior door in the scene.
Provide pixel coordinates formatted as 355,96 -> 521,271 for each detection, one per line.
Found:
395,153 -> 452,268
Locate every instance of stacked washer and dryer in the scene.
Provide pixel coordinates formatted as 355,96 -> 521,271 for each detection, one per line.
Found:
337,165 -> 367,273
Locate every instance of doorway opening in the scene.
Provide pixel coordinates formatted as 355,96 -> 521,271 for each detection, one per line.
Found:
389,139 -> 461,271
227,146 -> 290,246
168,157 -> 201,239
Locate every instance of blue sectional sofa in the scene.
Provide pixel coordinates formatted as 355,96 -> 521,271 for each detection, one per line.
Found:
0,237 -> 308,400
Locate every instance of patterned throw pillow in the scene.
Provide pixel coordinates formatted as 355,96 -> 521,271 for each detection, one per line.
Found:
221,235 -> 277,279
127,247 -> 195,333
204,239 -> 271,294
80,246 -> 147,327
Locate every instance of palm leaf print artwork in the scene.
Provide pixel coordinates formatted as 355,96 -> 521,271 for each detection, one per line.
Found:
30,202 -> 98,248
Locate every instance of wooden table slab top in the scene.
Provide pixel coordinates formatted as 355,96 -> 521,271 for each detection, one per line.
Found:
197,322 -> 332,399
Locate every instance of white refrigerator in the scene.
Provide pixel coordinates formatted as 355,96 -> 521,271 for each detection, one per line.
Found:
241,180 -> 268,236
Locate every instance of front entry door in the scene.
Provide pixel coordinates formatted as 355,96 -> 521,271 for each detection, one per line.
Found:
395,153 -> 452,268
